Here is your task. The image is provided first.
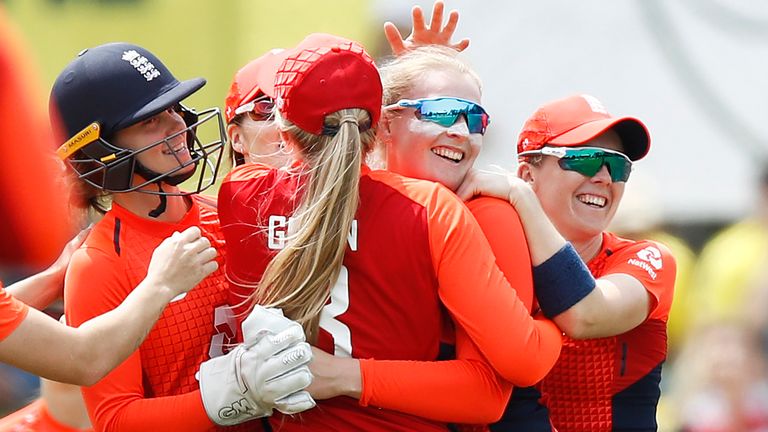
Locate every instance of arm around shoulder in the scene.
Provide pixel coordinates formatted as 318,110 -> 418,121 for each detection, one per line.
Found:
554,240 -> 677,339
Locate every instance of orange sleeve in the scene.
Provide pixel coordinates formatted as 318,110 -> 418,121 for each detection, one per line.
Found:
0,9 -> 72,269
356,198 -> 533,423
359,325 -> 511,423
0,285 -> 28,342
64,248 -> 212,432
466,197 -> 534,313
427,187 -> 562,386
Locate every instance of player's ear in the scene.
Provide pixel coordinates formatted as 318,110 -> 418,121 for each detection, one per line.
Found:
228,124 -> 245,154
518,161 -> 535,185
377,110 -> 394,143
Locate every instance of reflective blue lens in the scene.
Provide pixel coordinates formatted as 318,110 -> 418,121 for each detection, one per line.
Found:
398,97 -> 490,135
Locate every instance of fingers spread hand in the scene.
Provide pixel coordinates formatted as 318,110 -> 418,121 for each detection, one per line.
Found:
412,5 -> 426,33
384,22 -> 406,55
428,1 -> 445,32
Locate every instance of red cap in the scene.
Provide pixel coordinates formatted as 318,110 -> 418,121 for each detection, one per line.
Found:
224,49 -> 285,123
274,33 -> 382,135
517,94 -> 650,161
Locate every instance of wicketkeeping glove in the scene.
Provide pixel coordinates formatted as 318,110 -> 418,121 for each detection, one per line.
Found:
198,306 -> 316,426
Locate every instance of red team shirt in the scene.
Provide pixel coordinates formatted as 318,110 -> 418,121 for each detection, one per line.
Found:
360,196 -> 541,426
506,232 -> 675,432
63,197 -> 234,432
218,163 -> 563,431
540,232 -> 675,432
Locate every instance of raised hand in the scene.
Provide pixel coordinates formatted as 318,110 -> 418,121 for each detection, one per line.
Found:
384,0 -> 470,56
145,226 -> 218,300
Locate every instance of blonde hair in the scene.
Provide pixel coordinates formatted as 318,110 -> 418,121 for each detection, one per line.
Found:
379,45 -> 482,106
254,108 -> 376,341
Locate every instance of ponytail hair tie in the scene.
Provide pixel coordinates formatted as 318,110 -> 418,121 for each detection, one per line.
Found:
321,114 -> 371,136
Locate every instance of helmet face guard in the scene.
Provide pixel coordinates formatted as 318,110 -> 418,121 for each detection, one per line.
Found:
58,104 -> 226,195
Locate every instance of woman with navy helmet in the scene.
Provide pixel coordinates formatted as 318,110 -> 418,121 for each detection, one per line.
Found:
51,42 -> 314,432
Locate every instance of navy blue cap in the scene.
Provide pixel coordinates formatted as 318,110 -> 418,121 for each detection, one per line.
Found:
51,42 -> 205,142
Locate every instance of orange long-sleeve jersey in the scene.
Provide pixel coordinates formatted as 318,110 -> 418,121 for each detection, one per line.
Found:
466,197 -> 535,313
219,163 -> 563,431
0,398 -> 92,432
0,285 -> 28,342
63,197 -> 244,432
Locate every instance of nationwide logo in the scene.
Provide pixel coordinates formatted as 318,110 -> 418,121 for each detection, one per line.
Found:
121,50 -> 161,82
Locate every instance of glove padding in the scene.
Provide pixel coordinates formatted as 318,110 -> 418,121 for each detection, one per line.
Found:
242,305 -> 296,346
199,306 -> 316,426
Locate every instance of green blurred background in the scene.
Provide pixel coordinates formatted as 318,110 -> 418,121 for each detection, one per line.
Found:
5,0 -> 379,148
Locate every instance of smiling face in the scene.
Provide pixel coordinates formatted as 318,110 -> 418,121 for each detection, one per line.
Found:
381,68 -> 483,192
522,129 -> 627,243
112,106 -> 195,179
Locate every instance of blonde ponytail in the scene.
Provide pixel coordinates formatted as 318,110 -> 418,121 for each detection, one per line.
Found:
254,108 -> 375,341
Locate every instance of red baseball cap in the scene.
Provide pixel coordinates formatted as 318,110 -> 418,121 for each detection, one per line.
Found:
224,49 -> 285,123
517,94 -> 650,161
273,33 -> 382,135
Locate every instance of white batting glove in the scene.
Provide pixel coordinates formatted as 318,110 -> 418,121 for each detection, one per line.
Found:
241,306 -> 297,346
198,308 -> 315,426
240,306 -> 316,414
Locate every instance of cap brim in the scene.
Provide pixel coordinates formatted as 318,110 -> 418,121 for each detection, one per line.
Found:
548,117 -> 650,161
114,77 -> 206,131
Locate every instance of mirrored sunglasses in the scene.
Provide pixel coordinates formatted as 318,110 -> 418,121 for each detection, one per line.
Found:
234,95 -> 275,121
385,97 -> 490,135
519,146 -> 633,182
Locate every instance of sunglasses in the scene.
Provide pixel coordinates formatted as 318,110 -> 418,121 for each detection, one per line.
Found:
234,95 -> 275,121
519,146 -> 633,182
385,97 -> 490,135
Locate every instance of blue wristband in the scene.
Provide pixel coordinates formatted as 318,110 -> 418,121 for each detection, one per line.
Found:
533,243 -> 596,318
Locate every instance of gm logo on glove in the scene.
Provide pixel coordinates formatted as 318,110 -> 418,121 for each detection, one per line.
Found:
219,398 -> 256,421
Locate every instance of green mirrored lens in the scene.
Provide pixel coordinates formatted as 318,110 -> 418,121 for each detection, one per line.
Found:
558,149 -> 631,182
604,156 -> 632,182
559,156 -> 602,177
